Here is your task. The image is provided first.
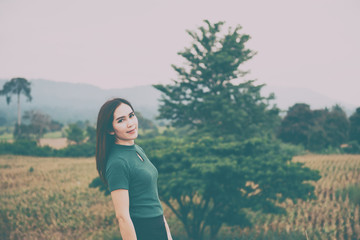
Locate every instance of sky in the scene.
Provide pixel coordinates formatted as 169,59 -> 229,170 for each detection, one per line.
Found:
1,0 -> 359,106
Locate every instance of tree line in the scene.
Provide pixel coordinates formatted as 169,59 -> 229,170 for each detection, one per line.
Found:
278,103 -> 360,153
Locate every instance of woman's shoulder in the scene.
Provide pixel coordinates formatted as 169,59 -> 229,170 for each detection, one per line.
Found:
107,146 -> 136,168
106,154 -> 130,173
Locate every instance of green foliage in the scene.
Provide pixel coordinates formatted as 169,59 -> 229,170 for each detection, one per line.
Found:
135,111 -> 157,130
56,142 -> 95,157
0,77 -> 32,126
323,105 -> 350,147
277,142 -> 306,157
49,119 -> 63,132
0,139 -> 55,156
154,20 -> 280,140
28,166 -> 34,173
65,123 -> 86,144
148,20 -> 320,240
89,177 -> 110,196
278,104 -> 350,152
0,139 -> 95,157
139,136 -> 320,240
349,107 -> 360,144
278,103 -> 312,146
0,77 -> 32,104
86,125 -> 96,144
13,124 -> 35,141
341,141 -> 360,154
0,112 -> 7,126
13,110 -> 52,141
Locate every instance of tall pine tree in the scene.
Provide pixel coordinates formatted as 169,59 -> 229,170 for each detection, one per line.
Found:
150,20 -> 320,240
154,20 -> 279,140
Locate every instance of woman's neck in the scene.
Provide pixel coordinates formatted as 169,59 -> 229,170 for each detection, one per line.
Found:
115,139 -> 135,146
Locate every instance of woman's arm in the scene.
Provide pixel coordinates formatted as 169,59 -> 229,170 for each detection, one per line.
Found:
111,189 -> 137,240
163,216 -> 173,240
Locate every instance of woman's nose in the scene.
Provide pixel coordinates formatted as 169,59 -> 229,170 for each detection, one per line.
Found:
127,118 -> 134,127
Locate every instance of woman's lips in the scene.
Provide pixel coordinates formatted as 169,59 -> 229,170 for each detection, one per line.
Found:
127,129 -> 136,134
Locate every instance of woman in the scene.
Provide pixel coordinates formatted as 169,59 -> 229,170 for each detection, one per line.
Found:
96,98 -> 172,240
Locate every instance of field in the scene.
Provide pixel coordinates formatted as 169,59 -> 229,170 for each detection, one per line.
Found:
247,155 -> 360,240
1,154 -> 360,240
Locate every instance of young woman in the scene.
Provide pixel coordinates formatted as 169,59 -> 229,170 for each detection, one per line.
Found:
96,98 -> 172,240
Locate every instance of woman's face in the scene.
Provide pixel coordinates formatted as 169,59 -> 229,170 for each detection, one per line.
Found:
110,103 -> 138,145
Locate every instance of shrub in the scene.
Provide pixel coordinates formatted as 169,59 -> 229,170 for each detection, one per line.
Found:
89,177 -> 110,196
342,141 -> 360,154
56,142 -> 95,157
0,140 -> 54,156
0,140 -> 95,157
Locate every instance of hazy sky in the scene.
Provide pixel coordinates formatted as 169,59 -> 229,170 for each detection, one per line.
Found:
1,0 -> 359,105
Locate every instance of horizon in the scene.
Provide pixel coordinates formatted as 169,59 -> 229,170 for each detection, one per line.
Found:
0,78 -> 357,116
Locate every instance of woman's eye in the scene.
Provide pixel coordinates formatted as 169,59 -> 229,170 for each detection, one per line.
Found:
117,119 -> 123,123
130,113 -> 135,118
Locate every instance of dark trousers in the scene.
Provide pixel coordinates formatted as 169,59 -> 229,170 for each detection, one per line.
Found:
131,215 -> 168,240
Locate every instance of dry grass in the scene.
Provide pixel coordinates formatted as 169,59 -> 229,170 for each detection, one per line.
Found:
223,154 -> 360,240
38,138 -> 68,149
0,155 -> 117,240
1,154 -> 360,239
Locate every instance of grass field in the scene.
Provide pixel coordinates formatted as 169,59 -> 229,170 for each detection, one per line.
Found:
246,155 -> 360,240
1,154 -> 360,240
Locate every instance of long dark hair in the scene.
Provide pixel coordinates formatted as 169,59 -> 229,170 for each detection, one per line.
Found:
96,98 -> 134,184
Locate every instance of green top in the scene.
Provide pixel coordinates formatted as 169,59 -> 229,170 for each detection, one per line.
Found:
105,144 -> 163,218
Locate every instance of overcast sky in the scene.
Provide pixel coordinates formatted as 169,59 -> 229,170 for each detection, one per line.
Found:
1,0 -> 359,106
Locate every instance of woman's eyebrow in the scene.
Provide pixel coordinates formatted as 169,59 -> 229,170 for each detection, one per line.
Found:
115,116 -> 125,121
115,112 -> 134,121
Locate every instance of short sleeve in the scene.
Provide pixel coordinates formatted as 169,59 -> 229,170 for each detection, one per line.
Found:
106,158 -> 130,192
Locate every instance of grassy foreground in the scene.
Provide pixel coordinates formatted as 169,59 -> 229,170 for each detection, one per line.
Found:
0,155 -> 118,240
1,154 -> 360,239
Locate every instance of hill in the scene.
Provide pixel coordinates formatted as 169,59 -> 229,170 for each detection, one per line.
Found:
0,79 -> 357,124
0,79 -> 161,124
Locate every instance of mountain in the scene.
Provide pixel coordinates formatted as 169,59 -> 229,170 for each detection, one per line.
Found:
0,79 -> 357,125
0,79 -> 161,124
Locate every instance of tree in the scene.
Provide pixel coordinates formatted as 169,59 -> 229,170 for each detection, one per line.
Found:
278,104 -> 350,151
86,125 -> 96,144
65,123 -> 86,144
154,20 -> 279,140
49,120 -> 63,132
20,110 -> 52,141
135,111 -> 157,130
277,103 -> 314,146
349,107 -> 360,144
151,20 -> 319,239
0,77 -> 32,126
140,136 -> 320,240
322,105 -> 349,147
